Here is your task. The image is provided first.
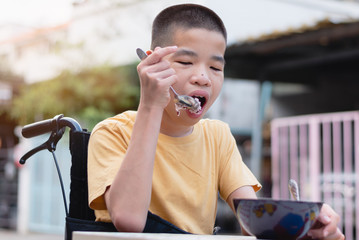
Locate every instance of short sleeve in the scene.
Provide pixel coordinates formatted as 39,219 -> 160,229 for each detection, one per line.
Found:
87,120 -> 131,210
218,125 -> 261,201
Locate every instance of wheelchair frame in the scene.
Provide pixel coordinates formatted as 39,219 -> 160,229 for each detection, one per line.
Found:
20,114 -> 189,240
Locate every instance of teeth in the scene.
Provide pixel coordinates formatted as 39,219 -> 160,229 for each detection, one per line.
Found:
193,96 -> 205,106
175,95 -> 204,115
189,98 -> 201,113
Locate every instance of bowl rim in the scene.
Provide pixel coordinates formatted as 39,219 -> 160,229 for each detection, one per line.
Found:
233,198 -> 324,211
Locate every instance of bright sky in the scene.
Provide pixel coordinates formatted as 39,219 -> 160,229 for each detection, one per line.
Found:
207,0 -> 359,43
0,0 -> 358,83
1,0 -> 359,42
0,0 -> 72,26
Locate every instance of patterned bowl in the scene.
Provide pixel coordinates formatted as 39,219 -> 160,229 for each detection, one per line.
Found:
233,198 -> 323,240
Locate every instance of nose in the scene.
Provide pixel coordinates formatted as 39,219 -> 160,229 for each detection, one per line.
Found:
190,67 -> 211,87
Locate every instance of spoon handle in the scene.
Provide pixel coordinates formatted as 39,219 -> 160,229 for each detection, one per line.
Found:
169,86 -> 179,97
288,179 -> 300,201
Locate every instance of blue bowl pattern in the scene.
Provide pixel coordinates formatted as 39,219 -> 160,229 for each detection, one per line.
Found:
233,198 -> 323,240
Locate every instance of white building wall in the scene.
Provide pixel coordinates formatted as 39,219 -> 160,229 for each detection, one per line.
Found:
0,0 -> 202,83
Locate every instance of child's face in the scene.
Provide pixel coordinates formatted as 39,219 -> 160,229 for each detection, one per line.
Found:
163,28 -> 226,123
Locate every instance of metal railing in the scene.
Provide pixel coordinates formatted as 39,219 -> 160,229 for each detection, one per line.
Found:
271,110 -> 359,240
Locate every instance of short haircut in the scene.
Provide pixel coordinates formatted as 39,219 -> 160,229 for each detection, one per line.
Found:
151,4 -> 227,49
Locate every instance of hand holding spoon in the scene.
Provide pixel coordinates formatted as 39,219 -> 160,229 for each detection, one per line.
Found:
136,48 -> 201,114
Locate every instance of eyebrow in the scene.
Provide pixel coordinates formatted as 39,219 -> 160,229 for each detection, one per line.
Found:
173,49 -> 225,65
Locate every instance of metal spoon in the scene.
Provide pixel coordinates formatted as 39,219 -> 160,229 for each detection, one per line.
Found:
288,179 -> 300,201
136,48 -> 200,111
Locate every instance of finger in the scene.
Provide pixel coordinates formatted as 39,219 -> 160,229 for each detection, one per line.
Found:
307,217 -> 338,239
145,60 -> 172,74
140,64 -> 177,90
317,204 -> 340,227
138,61 -> 176,90
139,74 -> 178,108
308,227 -> 344,240
137,58 -> 171,78
151,68 -> 177,82
145,46 -> 177,65
305,203 -> 344,240
142,70 -> 177,90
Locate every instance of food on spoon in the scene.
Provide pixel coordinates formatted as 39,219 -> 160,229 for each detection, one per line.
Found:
175,97 -> 201,116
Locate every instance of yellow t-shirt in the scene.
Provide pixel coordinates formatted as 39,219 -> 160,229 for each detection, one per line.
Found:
88,111 -> 261,234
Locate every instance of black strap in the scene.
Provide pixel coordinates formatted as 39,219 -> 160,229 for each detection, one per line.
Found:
143,211 -> 191,234
66,211 -> 190,240
65,217 -> 117,240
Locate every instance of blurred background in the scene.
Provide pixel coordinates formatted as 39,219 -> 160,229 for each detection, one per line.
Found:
0,0 -> 359,238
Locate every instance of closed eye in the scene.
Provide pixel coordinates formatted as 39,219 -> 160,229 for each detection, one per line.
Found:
177,61 -> 192,65
210,66 -> 222,72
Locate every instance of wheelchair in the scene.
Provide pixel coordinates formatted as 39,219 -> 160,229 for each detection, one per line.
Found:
20,114 -> 189,240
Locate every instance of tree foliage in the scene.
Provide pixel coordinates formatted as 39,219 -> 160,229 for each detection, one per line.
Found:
10,63 -> 140,130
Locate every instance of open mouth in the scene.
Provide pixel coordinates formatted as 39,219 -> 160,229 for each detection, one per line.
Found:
192,96 -> 206,108
188,95 -> 207,114
174,95 -> 207,116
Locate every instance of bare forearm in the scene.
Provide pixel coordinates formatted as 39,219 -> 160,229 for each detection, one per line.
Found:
106,46 -> 178,231
106,105 -> 163,231
227,186 -> 257,236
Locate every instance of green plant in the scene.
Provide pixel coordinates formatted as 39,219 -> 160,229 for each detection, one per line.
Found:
10,63 -> 140,130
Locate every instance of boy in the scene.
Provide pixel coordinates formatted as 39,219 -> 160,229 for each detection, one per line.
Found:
88,4 -> 344,239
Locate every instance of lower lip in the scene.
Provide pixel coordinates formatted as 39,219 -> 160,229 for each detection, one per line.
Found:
186,106 -> 204,118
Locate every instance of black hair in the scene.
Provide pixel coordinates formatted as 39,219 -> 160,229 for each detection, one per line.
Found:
151,4 -> 227,49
